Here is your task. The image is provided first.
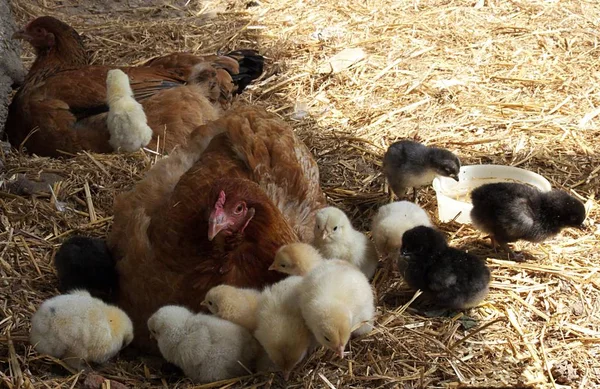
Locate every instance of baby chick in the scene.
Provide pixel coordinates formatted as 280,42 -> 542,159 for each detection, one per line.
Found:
383,139 -> 460,202
254,276 -> 313,380
299,260 -> 375,358
106,69 -> 153,152
148,305 -> 260,383
399,226 -> 491,309
313,206 -> 379,279
269,243 -> 324,276
371,201 -> 433,260
470,183 -> 586,261
54,235 -> 117,302
202,285 -> 262,332
30,290 -> 133,370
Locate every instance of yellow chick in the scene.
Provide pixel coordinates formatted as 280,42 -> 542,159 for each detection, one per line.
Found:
313,206 -> 379,279
148,305 -> 261,383
299,260 -> 375,358
269,243 -> 324,276
106,69 -> 153,152
202,285 -> 261,332
254,276 -> 313,380
371,201 -> 432,260
29,290 -> 133,370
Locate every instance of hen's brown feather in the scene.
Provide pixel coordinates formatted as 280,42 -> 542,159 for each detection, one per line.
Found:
109,107 -> 325,352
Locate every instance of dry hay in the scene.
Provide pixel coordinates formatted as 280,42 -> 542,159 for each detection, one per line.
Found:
2,0 -> 600,387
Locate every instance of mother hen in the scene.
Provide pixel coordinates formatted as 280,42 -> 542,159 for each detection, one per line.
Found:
103,106 -> 325,352
5,16 -> 263,157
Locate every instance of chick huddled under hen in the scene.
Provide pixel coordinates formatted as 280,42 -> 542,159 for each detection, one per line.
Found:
202,285 -> 262,332
30,290 -> 133,370
147,305 -> 261,383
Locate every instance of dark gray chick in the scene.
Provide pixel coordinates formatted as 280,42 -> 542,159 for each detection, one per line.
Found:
470,182 -> 586,261
54,235 -> 118,302
398,226 -> 491,310
383,140 -> 460,202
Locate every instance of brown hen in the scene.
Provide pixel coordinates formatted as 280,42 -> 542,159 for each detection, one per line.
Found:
5,16 -> 264,157
106,106 -> 325,352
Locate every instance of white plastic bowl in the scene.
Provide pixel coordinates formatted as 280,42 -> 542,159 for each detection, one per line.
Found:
432,164 -> 552,224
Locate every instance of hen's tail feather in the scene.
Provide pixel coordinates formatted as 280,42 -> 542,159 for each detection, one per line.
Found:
54,235 -> 118,303
225,49 -> 265,94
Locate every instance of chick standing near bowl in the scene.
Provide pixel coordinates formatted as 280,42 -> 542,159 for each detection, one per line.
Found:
313,206 -> 379,279
470,182 -> 586,261
383,139 -> 460,202
399,226 -> 491,310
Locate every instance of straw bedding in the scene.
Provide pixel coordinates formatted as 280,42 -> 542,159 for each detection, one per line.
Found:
1,0 -> 599,387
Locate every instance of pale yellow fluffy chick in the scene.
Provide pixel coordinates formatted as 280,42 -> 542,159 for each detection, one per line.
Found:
371,201 -> 432,260
148,305 -> 261,383
269,243 -> 324,276
313,206 -> 379,279
29,290 -> 133,370
106,69 -> 153,152
202,285 -> 261,332
299,260 -> 375,358
254,276 -> 313,380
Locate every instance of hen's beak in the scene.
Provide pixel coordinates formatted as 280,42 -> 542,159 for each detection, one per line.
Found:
337,345 -> 345,359
208,212 -> 228,241
282,370 -> 291,381
12,30 -> 30,40
449,173 -> 459,181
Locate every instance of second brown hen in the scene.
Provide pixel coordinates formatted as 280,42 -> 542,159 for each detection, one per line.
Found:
6,16 -> 264,156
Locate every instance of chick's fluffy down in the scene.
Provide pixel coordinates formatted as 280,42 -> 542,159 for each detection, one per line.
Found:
203,285 -> 261,332
29,290 -> 133,369
299,260 -> 375,356
371,201 -> 432,259
313,207 -> 379,279
254,276 -> 313,377
106,69 -> 153,152
148,305 -> 261,383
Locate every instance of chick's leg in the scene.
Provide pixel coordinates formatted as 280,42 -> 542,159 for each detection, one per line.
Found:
490,236 -> 524,262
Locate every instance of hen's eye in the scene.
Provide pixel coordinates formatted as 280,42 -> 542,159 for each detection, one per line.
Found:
324,336 -> 331,342
235,204 -> 243,214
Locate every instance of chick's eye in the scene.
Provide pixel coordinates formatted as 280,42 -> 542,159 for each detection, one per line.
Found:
333,226 -> 338,231
324,336 -> 331,342
281,264 -> 286,267
208,301 -> 213,306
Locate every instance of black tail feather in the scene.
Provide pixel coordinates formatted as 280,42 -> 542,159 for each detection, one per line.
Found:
226,49 -> 265,94
54,235 -> 118,302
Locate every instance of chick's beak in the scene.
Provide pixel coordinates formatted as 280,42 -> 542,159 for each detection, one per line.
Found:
208,211 -> 228,241
337,345 -> 345,359
321,231 -> 330,241
449,173 -> 459,181
200,300 -> 208,307
268,263 -> 277,271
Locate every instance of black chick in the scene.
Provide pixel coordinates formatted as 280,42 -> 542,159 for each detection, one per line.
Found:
54,235 -> 118,302
398,226 -> 491,310
383,140 -> 460,202
470,183 -> 586,261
